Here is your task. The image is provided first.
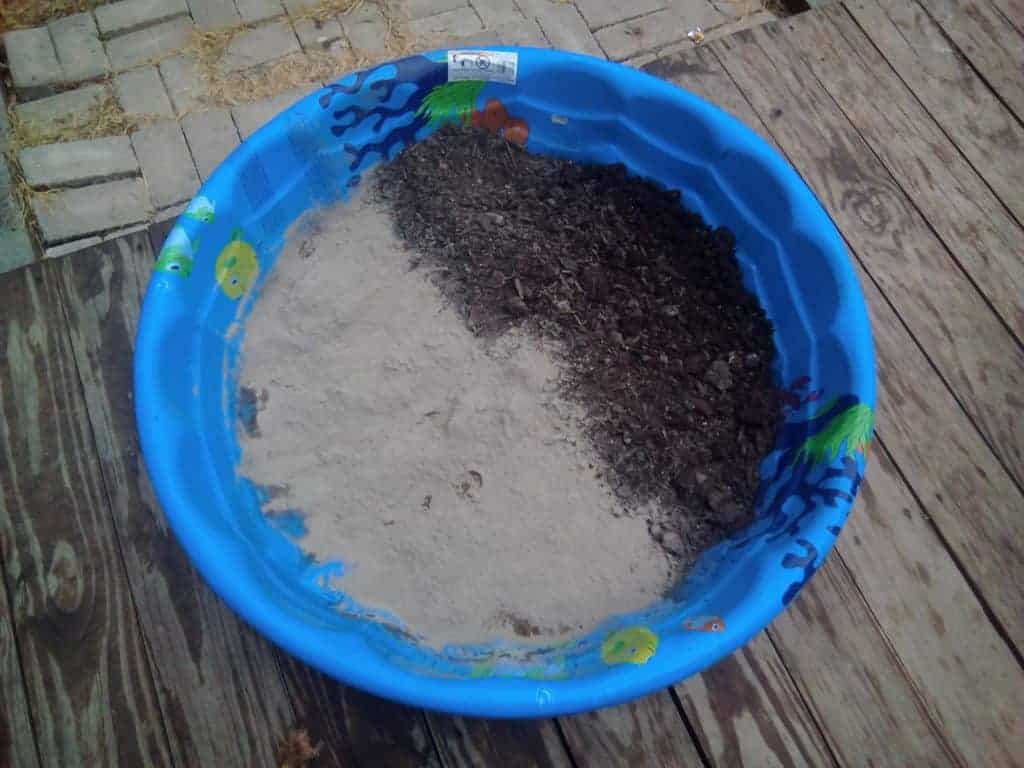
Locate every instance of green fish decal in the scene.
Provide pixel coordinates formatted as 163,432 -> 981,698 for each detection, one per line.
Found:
184,195 -> 215,223
155,226 -> 197,278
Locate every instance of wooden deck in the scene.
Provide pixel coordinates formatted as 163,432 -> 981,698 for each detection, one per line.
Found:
2,1 -> 1023,765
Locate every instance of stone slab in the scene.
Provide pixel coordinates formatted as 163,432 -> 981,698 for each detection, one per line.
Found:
410,7 -> 483,42
105,16 -> 194,71
13,84 -> 109,127
469,0 -> 523,28
187,0 -> 241,29
575,0 -> 665,30
492,18 -> 549,47
131,120 -> 200,208
231,86 -> 310,139
596,8 -> 710,61
159,55 -> 204,114
236,0 -> 286,23
3,27 -> 63,99
219,20 -> 300,73
95,0 -> 190,37
668,0 -> 727,27
114,65 -> 174,117
530,2 -> 605,58
404,0 -> 467,20
341,4 -> 390,55
19,136 -> 138,188
32,178 -> 149,243
294,16 -> 344,51
50,12 -> 109,81
182,108 -> 240,180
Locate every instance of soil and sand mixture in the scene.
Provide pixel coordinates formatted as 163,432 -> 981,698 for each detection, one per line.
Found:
238,125 -> 779,647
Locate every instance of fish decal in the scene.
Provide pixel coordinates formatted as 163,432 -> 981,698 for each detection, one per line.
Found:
215,229 -> 258,300
601,626 -> 659,665
184,195 -> 215,223
155,226 -> 197,278
682,615 -> 725,633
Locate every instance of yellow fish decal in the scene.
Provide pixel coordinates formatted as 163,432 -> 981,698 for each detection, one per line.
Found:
216,229 -> 258,299
601,626 -> 659,665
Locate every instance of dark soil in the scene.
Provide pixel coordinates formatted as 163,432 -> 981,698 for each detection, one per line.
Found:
375,124 -> 780,568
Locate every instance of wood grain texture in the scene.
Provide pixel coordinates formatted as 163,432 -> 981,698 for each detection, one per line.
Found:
793,4 -> 1024,339
0,562 -> 40,768
918,0 -> 1024,120
854,258 -> 1024,647
844,0 -> 1024,227
984,0 -> 1024,36
674,632 -> 837,768
837,445 -> 1024,765
767,558 -> 957,766
51,237 -> 295,767
558,690 -> 704,767
642,48 -> 837,768
0,265 -> 172,767
711,23 -> 1024,484
426,714 -> 573,768
278,655 -> 441,768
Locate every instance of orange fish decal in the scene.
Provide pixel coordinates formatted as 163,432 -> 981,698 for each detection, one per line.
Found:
683,616 -> 725,633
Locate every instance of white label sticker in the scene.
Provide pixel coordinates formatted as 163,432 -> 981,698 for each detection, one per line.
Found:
447,50 -> 518,85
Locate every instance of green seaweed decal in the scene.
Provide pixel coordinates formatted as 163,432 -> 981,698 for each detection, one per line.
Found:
416,80 -> 486,126
797,403 -> 874,465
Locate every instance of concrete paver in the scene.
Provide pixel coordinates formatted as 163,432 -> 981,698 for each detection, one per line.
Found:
219,20 -> 301,72
236,0 -> 286,23
186,0 -> 241,28
13,84 -> 109,127
49,13 -> 108,81
105,16 -> 194,71
159,55 -> 204,114
32,178 -> 150,243
95,0 -> 190,37
115,66 -> 175,117
19,136 -> 138,188
182,108 -> 241,180
3,27 -> 63,99
575,0 -> 665,30
131,120 -> 201,208
410,7 -> 483,42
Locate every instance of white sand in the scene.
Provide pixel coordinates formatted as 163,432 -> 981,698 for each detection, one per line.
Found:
237,191 -> 673,647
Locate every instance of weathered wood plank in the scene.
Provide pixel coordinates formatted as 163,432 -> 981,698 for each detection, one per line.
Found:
51,237 -> 295,767
674,632 -> 838,768
0,560 -> 40,768
985,0 -> 1024,36
426,714 -> 573,768
918,0 -> 1024,120
843,0 -> 1024,227
643,49 -> 839,768
792,4 -> 1024,339
853,258 -> 1024,647
278,656 -> 441,768
650,38 -> 1024,749
0,265 -> 172,767
712,22 -> 1024,484
558,690 -> 705,767
837,444 -> 1024,765
768,557 -> 958,765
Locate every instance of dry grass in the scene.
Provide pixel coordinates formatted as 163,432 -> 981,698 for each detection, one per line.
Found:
6,90 -> 159,150
275,729 -> 321,768
186,0 -> 410,107
0,0 -> 108,33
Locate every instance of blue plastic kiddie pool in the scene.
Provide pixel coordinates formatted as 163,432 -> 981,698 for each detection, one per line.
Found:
134,48 -> 875,717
